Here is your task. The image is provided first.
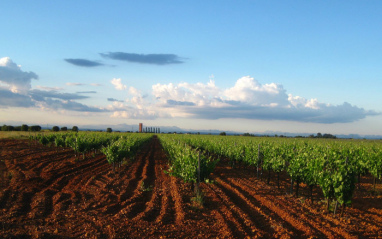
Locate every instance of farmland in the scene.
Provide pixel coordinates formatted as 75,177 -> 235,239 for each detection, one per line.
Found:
1,132 -> 382,238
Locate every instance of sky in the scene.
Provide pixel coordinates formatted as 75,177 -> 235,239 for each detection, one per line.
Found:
1,1 -> 381,135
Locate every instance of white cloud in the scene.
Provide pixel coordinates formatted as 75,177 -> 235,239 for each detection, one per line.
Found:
37,85 -> 64,91
111,78 -> 127,90
0,88 -> 34,108
110,110 -> 158,120
66,82 -> 85,86
0,57 -> 108,113
0,57 -> 38,94
224,76 -> 289,107
152,79 -> 226,109
107,83 -> 161,119
91,83 -> 102,86
129,86 -> 140,96
148,76 -> 378,123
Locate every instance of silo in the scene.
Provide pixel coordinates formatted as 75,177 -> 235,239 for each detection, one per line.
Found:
139,123 -> 143,133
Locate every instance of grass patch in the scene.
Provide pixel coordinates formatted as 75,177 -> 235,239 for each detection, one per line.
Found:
0,131 -> 55,139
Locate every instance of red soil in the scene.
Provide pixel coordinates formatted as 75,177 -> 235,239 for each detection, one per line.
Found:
0,137 -> 381,238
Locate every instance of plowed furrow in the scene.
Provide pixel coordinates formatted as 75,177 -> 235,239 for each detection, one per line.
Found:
46,160 -> 108,198
158,192 -> 176,225
138,156 -> 164,222
117,149 -> 149,203
295,198 -> 358,239
170,175 -> 185,224
30,188 -> 57,218
154,151 -> 176,224
62,160 -> 109,190
141,189 -> 162,222
215,179 -> 280,237
11,191 -> 34,216
204,183 -> 258,238
237,177 -> 348,238
31,154 -> 73,175
141,137 -> 176,225
209,207 -> 235,238
25,156 -> 110,217
92,174 -> 109,188
44,156 -> 106,188
7,147 -> 65,162
119,159 -> 154,217
150,165 -> 175,225
222,176 -> 325,238
94,140 -> 153,215
125,140 -> 157,220
4,162 -> 26,181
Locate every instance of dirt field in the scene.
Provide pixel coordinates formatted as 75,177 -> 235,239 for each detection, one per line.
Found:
1,137 -> 381,238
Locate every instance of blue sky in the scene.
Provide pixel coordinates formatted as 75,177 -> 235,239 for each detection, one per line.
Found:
1,1 -> 381,135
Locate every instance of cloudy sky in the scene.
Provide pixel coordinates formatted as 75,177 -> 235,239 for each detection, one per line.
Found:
1,1 -> 381,135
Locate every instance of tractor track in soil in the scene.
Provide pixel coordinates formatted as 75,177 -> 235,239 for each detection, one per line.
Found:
0,137 -> 381,238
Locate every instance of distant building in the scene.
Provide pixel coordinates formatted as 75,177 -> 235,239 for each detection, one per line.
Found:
139,123 -> 143,133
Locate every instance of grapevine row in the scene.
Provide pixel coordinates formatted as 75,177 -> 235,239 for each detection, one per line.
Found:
30,132 -> 153,170
158,134 -> 218,184
170,134 -> 382,215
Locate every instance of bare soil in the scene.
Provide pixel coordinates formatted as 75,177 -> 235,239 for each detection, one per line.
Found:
0,137 -> 381,238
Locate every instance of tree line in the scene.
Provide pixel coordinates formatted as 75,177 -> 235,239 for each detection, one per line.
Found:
0,124 -> 79,132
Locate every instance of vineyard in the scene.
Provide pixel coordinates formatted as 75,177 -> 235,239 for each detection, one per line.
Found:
0,132 -> 381,238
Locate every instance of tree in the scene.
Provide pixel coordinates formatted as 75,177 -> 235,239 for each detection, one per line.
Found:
219,132 -> 226,136
52,126 -> 59,132
61,126 -> 67,131
21,124 -> 29,131
7,126 -> 15,131
30,125 -> 42,132
323,133 -> 337,139
72,126 -> 79,132
106,128 -> 113,133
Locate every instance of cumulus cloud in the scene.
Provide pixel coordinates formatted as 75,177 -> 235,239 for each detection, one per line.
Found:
29,89 -> 108,112
111,78 -> 127,90
1,57 -> 377,124
36,98 -> 108,113
0,57 -> 38,94
0,57 -> 107,113
106,83 -> 164,120
65,58 -> 104,67
100,52 -> 185,65
0,88 -> 34,108
149,76 -> 378,123
29,89 -> 89,101
224,76 -> 289,107
129,86 -> 140,96
153,79 -> 229,109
